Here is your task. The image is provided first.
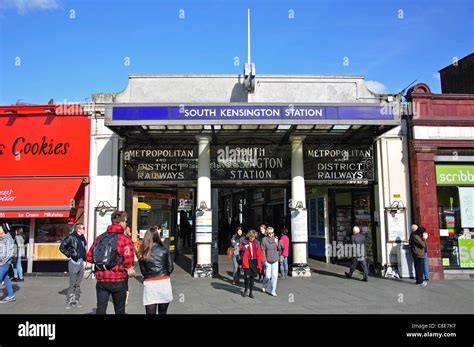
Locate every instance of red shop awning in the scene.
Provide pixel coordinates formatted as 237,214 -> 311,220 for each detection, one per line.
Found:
0,178 -> 83,218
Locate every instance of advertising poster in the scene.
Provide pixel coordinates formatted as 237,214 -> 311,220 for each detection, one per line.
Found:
459,239 -> 474,268
459,187 -> 474,228
195,210 -> 212,243
387,210 -> 406,242
95,209 -> 114,237
291,209 -> 308,242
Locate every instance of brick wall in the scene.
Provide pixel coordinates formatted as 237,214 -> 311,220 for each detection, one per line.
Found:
410,150 -> 445,280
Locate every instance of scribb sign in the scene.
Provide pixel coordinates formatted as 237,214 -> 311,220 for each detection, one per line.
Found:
436,165 -> 474,185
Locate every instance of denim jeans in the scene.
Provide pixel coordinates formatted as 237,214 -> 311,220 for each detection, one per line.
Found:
279,256 -> 288,277
263,261 -> 279,294
0,261 -> 14,298
12,250 -> 23,280
423,253 -> 429,281
232,255 -> 241,282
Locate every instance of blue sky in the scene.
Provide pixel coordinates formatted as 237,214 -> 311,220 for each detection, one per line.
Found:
0,0 -> 473,105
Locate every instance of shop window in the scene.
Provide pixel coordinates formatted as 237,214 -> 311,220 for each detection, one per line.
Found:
35,218 -> 72,243
437,186 -> 474,268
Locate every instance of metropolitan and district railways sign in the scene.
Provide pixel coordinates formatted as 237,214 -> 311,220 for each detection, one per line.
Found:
123,145 -> 292,181
123,147 -> 198,181
123,144 -> 374,182
304,144 -> 375,182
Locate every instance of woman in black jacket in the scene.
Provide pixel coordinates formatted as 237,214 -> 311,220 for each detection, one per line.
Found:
138,226 -> 174,314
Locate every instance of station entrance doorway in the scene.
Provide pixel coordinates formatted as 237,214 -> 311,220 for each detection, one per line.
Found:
215,186 -> 290,254
128,186 -> 290,276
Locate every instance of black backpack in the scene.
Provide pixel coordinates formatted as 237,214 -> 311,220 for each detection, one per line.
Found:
92,233 -> 123,271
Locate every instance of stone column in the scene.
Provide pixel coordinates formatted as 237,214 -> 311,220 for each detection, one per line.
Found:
193,136 -> 213,277
290,136 -> 311,277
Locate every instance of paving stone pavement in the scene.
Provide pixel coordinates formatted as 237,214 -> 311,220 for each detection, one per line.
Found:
0,256 -> 472,315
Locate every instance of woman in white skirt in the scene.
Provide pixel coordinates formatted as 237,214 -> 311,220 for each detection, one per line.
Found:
138,226 -> 174,314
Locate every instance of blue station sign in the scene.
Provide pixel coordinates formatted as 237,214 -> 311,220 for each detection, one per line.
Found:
107,105 -> 398,125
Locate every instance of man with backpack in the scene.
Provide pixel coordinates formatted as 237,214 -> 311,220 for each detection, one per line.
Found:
86,211 -> 134,314
59,223 -> 87,309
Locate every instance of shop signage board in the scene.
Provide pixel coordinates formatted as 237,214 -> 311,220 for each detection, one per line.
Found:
436,165 -> 474,185
108,105 -> 397,125
123,146 -> 198,181
195,210 -> 212,243
211,145 -> 291,181
0,114 -> 91,176
304,144 -> 375,182
291,209 -> 308,242
459,187 -> 474,228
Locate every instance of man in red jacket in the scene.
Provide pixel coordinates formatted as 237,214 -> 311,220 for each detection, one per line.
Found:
86,211 -> 134,314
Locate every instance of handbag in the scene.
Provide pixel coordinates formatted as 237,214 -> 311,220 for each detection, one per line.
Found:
127,266 -> 137,277
227,246 -> 234,258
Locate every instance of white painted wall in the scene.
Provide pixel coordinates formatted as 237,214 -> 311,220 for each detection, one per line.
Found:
84,110 -> 123,246
375,123 -> 412,268
413,126 -> 474,140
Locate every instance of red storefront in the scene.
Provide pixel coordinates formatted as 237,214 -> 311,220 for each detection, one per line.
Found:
407,83 -> 474,280
0,105 -> 91,272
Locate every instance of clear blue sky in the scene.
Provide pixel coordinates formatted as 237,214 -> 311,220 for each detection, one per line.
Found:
0,0 -> 473,105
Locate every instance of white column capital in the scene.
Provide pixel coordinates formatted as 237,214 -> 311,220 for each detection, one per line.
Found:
289,135 -> 306,144
196,135 -> 212,144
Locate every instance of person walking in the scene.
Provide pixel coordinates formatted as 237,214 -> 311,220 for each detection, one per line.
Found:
230,227 -> 245,285
86,211 -> 135,314
138,226 -> 174,315
409,226 -> 427,286
261,226 -> 280,296
0,223 -> 15,303
59,223 -> 87,309
256,224 -> 267,282
345,226 -> 369,282
239,230 -> 263,298
279,227 -> 290,279
11,227 -> 25,282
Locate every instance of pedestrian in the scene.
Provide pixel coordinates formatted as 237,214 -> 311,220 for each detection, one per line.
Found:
123,226 -> 136,306
11,227 -> 25,282
59,223 -> 87,309
261,226 -> 279,296
345,226 -> 369,282
279,227 -> 290,279
239,229 -> 264,298
256,224 -> 266,282
409,226 -> 427,286
230,226 -> 245,285
0,223 -> 15,303
179,211 -> 191,248
423,230 -> 430,282
138,226 -> 174,315
86,211 -> 135,314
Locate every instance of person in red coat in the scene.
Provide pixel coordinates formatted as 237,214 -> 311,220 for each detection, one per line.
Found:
238,229 -> 264,298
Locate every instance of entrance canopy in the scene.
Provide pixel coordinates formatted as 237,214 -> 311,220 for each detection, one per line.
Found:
105,104 -> 400,144
0,178 -> 83,218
